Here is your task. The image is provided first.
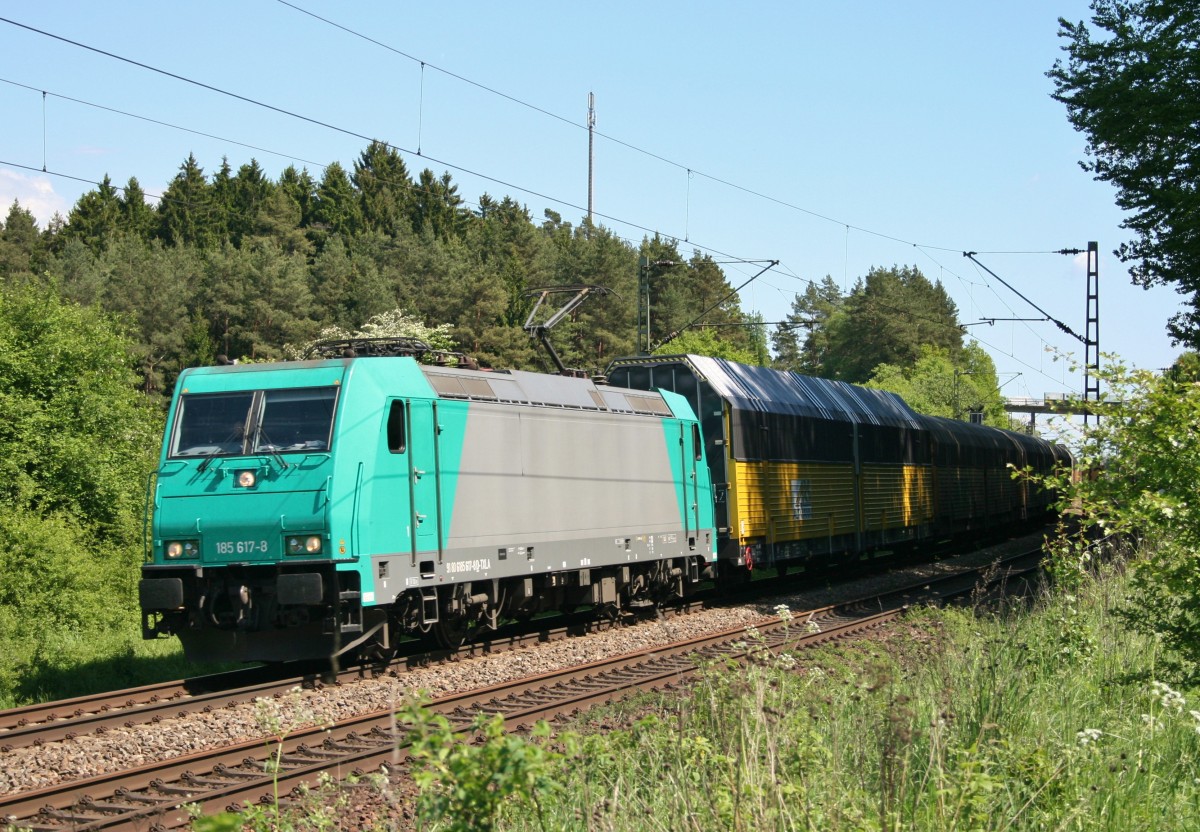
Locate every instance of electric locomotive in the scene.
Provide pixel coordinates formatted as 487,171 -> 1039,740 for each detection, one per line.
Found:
139,339 -> 716,663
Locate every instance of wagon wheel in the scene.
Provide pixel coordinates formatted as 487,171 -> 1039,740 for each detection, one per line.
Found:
594,602 -> 622,631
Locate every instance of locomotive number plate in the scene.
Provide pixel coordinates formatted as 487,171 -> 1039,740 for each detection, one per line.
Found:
215,540 -> 270,555
446,558 -> 492,573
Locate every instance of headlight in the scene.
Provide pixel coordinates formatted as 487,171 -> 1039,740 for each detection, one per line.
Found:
286,535 -> 323,555
236,470 -> 257,488
165,540 -> 200,559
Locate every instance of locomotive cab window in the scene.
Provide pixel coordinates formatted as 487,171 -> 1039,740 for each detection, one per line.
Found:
253,388 -> 337,452
170,387 -> 337,459
170,392 -> 255,457
692,423 -> 703,461
386,400 -> 407,453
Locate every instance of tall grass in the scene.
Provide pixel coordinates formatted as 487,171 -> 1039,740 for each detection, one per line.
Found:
0,621 -> 236,709
493,563 -> 1200,831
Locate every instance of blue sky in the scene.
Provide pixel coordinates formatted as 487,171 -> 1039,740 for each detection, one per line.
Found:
0,2 -> 1185,402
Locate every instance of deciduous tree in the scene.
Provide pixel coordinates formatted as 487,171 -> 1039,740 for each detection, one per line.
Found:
1037,358 -> 1200,674
1048,0 -> 1200,347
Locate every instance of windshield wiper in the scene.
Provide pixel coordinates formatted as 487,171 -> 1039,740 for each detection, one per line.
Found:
197,426 -> 246,472
252,426 -> 290,470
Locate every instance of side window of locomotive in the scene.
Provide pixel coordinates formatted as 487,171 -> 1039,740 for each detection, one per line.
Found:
692,423 -> 703,461
170,392 -> 255,457
386,401 -> 407,453
254,388 -> 337,452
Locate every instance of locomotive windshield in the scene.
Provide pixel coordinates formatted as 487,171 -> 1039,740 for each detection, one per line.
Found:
170,387 -> 338,458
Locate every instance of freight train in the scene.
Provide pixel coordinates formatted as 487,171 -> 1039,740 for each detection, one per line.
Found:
139,341 -> 1067,663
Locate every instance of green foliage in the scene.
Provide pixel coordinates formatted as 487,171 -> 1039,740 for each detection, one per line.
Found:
60,174 -> 121,254
311,161 -> 362,237
23,143 -> 795,378
203,240 -> 317,360
1049,1 -> 1200,348
866,342 -> 1010,426
772,275 -> 843,374
400,699 -> 563,832
640,237 -> 757,359
1165,349 -> 1200,382
158,153 -> 216,247
413,168 -> 469,240
354,140 -> 413,236
0,201 -> 48,280
654,326 -> 761,364
1034,358 -> 1200,674
117,176 -> 157,241
0,282 -> 161,530
0,507 -> 126,700
0,283 -> 163,704
514,569 -> 1200,831
97,236 -> 205,397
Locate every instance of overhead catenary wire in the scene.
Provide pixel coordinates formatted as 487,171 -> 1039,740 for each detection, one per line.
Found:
1,13 -> 1069,298
264,2 -> 1104,373
0,12 -> 1091,388
0,22 -> 773,270
267,1 -> 968,257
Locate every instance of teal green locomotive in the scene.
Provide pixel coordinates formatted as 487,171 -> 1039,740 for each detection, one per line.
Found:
140,340 -> 717,662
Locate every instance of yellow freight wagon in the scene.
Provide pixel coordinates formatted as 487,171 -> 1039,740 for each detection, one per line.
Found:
607,355 -> 941,575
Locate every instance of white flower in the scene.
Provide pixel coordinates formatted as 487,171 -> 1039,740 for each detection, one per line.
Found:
1076,727 -> 1102,747
774,604 -> 794,624
1152,681 -> 1186,712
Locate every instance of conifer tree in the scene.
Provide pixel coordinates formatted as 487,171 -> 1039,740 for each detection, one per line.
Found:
312,161 -> 361,237
823,265 -> 963,382
354,140 -> 413,235
157,154 -> 215,247
62,175 -> 121,254
117,177 -> 156,240
0,201 -> 44,278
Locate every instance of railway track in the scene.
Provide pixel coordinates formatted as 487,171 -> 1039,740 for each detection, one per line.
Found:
0,523 -> 1010,753
0,598 -> 708,753
0,544 -> 1044,832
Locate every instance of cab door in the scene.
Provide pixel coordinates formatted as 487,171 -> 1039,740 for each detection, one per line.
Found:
685,422 -> 704,548
407,399 -> 443,562
379,399 -> 442,566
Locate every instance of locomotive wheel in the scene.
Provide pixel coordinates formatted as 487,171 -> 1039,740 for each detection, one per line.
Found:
432,615 -> 473,649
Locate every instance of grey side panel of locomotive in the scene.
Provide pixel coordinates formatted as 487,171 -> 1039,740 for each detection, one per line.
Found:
364,367 -> 700,603
445,403 -> 686,565
369,404 -> 691,604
